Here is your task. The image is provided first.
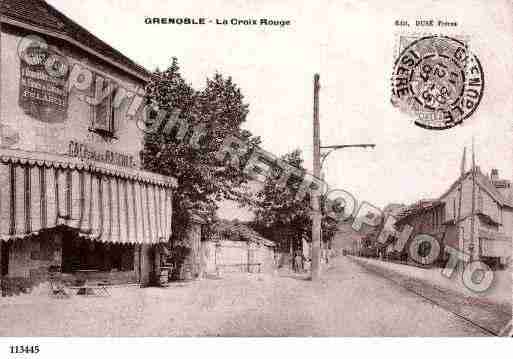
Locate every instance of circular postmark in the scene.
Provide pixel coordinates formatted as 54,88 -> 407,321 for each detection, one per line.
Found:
391,35 -> 484,130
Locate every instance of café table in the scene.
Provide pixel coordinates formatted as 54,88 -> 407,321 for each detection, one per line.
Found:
71,269 -> 110,296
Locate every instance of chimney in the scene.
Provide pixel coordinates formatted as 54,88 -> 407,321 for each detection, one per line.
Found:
490,168 -> 499,181
489,168 -> 512,199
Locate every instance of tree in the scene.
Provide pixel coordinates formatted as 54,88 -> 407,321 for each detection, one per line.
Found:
250,150 -> 310,250
141,58 -> 260,240
248,149 -> 337,254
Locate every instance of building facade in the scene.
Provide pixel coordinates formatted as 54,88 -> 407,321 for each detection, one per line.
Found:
394,167 -> 513,267
0,0 -> 176,294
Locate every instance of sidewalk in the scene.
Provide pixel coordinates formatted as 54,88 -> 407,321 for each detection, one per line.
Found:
349,256 -> 511,335
350,256 -> 511,307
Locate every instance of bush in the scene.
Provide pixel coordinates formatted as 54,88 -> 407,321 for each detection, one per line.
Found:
1,277 -> 34,297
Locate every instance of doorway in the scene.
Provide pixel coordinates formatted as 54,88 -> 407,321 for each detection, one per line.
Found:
1,241 -> 9,276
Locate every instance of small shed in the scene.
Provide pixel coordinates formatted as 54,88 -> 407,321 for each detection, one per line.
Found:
202,221 -> 276,275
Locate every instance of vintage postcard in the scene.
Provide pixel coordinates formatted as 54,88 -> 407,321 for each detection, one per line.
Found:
0,0 -> 511,349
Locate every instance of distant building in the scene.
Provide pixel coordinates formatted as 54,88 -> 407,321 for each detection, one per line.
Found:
201,220 -> 276,275
392,199 -> 445,262
383,203 -> 407,218
394,167 -> 513,267
332,218 -> 378,257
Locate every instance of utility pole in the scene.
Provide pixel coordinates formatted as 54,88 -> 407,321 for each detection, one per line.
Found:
309,74 -> 376,281
470,138 -> 477,260
311,73 -> 322,281
456,147 -> 466,255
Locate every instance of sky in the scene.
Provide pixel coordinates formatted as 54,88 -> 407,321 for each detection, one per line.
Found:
47,0 -> 513,218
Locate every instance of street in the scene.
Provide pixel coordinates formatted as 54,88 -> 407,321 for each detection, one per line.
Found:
1,256 -> 504,336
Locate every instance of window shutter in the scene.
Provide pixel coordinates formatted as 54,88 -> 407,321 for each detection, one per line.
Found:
91,76 -> 116,136
93,92 -> 113,132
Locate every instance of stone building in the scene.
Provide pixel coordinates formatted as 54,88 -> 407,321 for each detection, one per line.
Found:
0,0 -> 177,294
394,167 -> 513,267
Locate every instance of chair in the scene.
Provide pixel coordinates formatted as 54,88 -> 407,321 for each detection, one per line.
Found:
95,279 -> 111,296
48,267 -> 69,299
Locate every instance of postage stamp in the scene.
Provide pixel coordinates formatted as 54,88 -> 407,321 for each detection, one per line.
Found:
391,35 -> 484,130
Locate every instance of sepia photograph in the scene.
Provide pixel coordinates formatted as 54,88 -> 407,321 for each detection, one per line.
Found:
0,0 -> 511,352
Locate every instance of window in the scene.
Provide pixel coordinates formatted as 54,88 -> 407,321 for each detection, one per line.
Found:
90,79 -> 116,138
477,188 -> 483,213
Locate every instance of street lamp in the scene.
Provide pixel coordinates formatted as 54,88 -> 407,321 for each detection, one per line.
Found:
317,144 -> 376,268
320,144 -> 376,170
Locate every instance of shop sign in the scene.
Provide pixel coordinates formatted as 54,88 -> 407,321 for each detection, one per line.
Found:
68,140 -> 135,168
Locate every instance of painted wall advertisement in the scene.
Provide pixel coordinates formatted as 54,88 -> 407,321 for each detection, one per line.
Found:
18,46 -> 70,123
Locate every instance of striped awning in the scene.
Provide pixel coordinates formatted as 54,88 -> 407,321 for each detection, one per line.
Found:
0,149 -> 177,243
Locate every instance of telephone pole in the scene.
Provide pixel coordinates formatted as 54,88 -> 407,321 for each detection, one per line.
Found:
311,73 -> 322,281
310,74 -> 376,281
470,138 -> 477,260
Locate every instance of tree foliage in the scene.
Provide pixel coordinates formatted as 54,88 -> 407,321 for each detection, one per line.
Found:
252,149 -> 309,232
141,58 -> 260,238
249,149 -> 338,250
